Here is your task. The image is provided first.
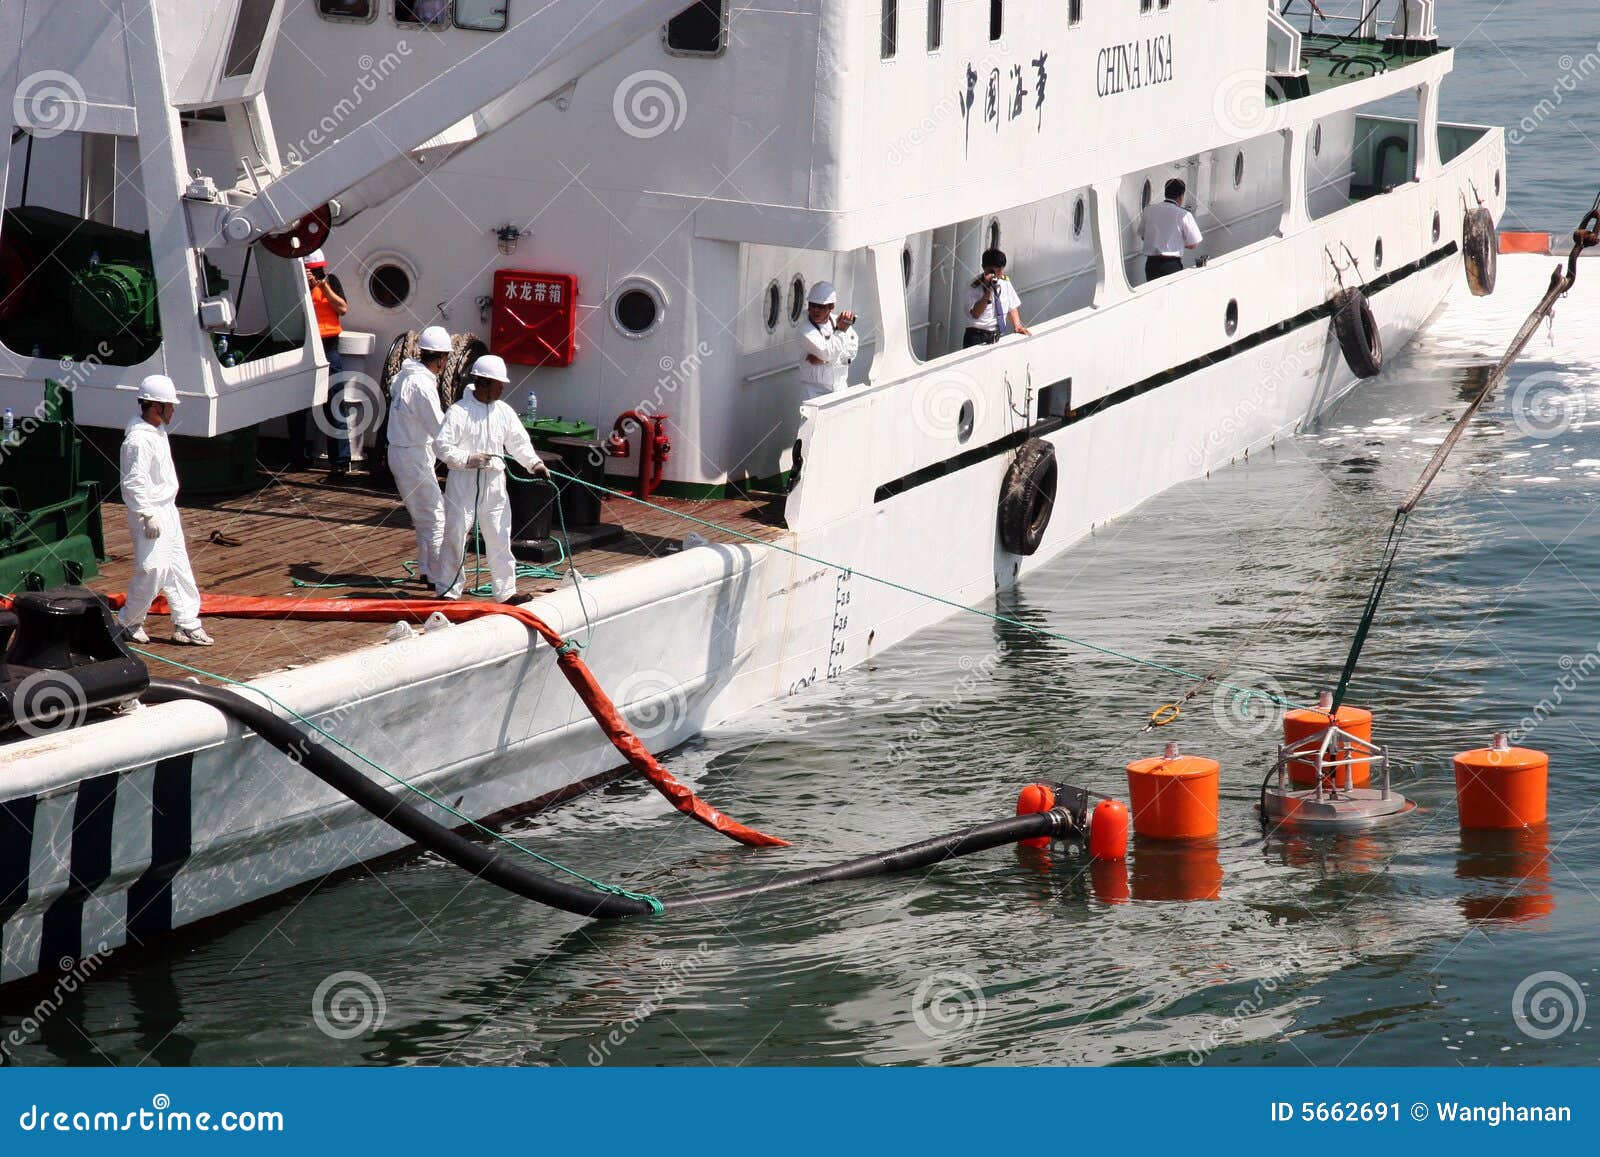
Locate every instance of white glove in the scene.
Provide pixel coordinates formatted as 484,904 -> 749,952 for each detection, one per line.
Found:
482,455 -> 505,474
139,513 -> 161,540
464,454 -> 492,469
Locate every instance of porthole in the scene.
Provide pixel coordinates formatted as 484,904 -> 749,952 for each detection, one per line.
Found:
1140,179 -> 1152,208
764,279 -> 781,331
1233,150 -> 1245,188
610,278 -> 666,339
1494,169 -> 1502,197
1313,122 -> 1322,156
902,245 -> 914,287
1431,210 -> 1441,242
1072,196 -> 1086,238
367,262 -> 413,310
1374,237 -> 1384,269
788,275 -> 805,323
988,218 -> 1002,251
957,399 -> 976,443
1224,298 -> 1239,336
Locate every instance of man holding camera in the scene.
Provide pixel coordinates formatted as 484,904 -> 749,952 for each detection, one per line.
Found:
964,248 -> 1031,347
798,281 -> 858,400
1139,178 -> 1203,282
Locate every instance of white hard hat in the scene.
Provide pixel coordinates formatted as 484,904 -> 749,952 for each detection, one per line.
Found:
136,375 -> 180,405
302,249 -> 328,268
806,281 -> 837,307
418,325 -> 452,353
470,354 -> 510,382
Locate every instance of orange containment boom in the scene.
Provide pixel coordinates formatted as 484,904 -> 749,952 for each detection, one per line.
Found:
118,592 -> 789,848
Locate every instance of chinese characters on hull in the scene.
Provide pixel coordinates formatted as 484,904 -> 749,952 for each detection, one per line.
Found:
960,51 -> 1049,155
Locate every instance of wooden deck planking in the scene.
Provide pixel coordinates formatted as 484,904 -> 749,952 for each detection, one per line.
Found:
91,467 -> 789,683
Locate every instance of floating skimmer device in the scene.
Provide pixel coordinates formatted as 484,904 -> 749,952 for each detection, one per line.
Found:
1260,693 -> 1415,829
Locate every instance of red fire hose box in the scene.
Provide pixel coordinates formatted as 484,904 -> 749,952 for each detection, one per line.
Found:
490,270 -> 578,367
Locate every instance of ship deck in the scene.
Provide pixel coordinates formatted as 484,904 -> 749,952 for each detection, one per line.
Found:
90,468 -> 789,684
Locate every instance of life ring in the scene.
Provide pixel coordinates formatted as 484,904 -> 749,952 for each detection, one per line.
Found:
997,437 -> 1058,556
1331,286 -> 1383,378
1463,205 -> 1497,296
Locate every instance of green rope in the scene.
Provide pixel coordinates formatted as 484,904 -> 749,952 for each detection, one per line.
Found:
544,467 -> 1308,712
134,646 -> 661,913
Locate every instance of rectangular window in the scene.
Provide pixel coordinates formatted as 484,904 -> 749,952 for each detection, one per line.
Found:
1158,0 -> 1170,8
223,0 -> 277,78
989,0 -> 1003,40
665,1 -> 727,55
397,0 -> 450,25
881,0 -> 898,58
1068,0 -> 1082,25
927,0 -> 943,49
452,0 -> 507,32
317,0 -> 375,20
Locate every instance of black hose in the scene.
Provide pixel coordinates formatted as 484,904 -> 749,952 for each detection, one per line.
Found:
144,679 -> 1069,921
143,679 -> 656,919
659,811 -> 1063,910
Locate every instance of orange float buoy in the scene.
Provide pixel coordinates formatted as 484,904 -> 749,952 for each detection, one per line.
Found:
1088,798 -> 1130,861
1282,692 -> 1373,787
1014,782 -> 1056,848
1454,733 -> 1548,829
1125,743 -> 1219,839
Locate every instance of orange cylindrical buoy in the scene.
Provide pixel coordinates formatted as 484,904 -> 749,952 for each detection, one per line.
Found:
1454,733 -> 1548,829
1088,798 -> 1130,861
1282,692 -> 1373,787
1015,782 -> 1056,848
1125,743 -> 1219,839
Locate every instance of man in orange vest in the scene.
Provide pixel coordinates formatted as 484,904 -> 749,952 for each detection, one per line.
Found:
286,250 -> 352,476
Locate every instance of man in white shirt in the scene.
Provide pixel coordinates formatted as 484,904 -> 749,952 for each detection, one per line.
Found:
386,325 -> 451,590
115,375 -> 213,646
964,248 -> 1031,347
797,281 -> 859,400
1139,178 -> 1203,282
433,355 -> 549,604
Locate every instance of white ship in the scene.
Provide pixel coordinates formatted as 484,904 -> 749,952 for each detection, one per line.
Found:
0,0 -> 1505,983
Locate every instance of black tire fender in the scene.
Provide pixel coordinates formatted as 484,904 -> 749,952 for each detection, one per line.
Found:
997,437 -> 1058,556
1331,287 -> 1383,379
1463,205 -> 1497,296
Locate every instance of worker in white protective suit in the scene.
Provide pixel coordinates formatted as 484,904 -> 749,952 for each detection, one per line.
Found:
115,376 -> 214,646
434,355 -> 549,604
386,325 -> 451,589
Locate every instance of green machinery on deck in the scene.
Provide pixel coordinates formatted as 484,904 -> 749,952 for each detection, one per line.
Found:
0,380 -> 105,593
